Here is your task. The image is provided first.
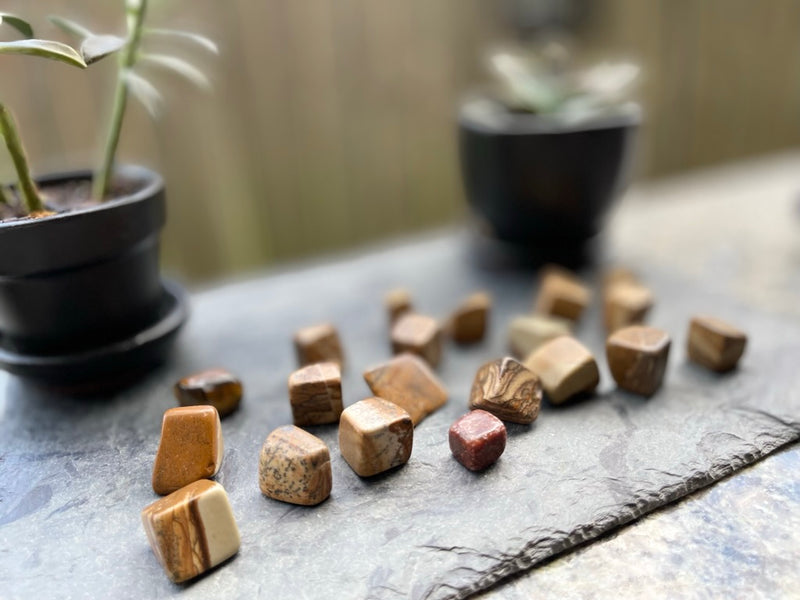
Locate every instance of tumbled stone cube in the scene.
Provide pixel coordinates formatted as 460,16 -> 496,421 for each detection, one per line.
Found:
141,480 -> 240,583
533,265 -> 591,322
339,397 -> 413,477
152,406 -> 223,495
525,336 -> 599,404
603,266 -> 639,293
391,313 -> 443,368
173,368 -> 243,417
288,362 -> 343,426
363,353 -> 448,425
294,323 -> 345,368
606,325 -> 671,396
449,410 -> 507,471
469,357 -> 542,424
687,315 -> 747,372
604,282 -> 654,333
507,314 -> 571,358
385,288 -> 413,325
449,291 -> 491,344
258,425 -> 332,506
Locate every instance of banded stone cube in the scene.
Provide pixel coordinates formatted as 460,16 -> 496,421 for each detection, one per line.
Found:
687,315 -> 747,372
288,362 -> 343,426
533,265 -> 591,322
469,357 -> 542,424
449,410 -> 507,471
294,323 -> 345,368
391,313 -> 443,368
606,325 -> 671,396
449,291 -> 491,344
173,368 -> 243,417
525,336 -> 599,404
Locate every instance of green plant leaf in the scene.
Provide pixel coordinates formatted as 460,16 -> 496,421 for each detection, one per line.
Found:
81,34 -> 126,64
47,15 -> 93,40
0,13 -> 34,38
139,54 -> 210,90
0,39 -> 86,68
144,28 -> 218,54
125,71 -> 162,119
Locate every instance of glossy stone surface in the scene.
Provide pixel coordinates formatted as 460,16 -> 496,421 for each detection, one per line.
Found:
525,336 -> 600,404
141,480 -> 240,583
449,410 -> 507,471
390,313 -> 443,368
606,325 -> 671,396
288,362 -> 343,426
151,406 -> 224,495
449,291 -> 491,344
385,288 -> 412,324
258,425 -> 332,506
363,353 -> 448,425
293,323 -> 345,368
604,282 -> 654,333
688,315 -> 747,372
469,357 -> 542,424
173,368 -> 243,417
533,266 -> 591,322
508,314 -> 572,359
338,397 -> 413,477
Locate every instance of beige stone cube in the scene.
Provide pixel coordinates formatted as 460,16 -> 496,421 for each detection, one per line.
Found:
533,266 -> 591,322
288,362 -> 343,426
391,313 -> 443,368
687,316 -> 747,372
449,291 -> 491,344
294,323 -> 345,368
604,282 -> 654,333
507,314 -> 572,358
525,336 -> 599,404
385,288 -> 413,324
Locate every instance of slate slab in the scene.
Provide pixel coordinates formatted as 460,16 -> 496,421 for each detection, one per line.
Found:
1,233 -> 798,599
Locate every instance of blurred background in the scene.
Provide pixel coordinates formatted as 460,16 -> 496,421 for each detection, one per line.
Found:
1,0 -> 799,282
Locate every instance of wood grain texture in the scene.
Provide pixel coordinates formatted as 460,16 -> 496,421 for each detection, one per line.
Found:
288,362 -> 343,426
688,316 -> 747,373
469,357 -> 542,424
606,325 -> 671,397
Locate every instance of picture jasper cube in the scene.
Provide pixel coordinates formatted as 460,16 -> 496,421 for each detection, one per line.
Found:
449,410 -> 507,471
152,405 -> 224,495
294,323 -> 345,368
469,357 -> 542,424
687,315 -> 747,372
385,288 -> 413,324
288,362 -> 343,426
525,336 -> 600,404
363,353 -> 448,425
391,313 -> 443,368
258,425 -> 332,506
507,314 -> 571,358
604,282 -> 654,333
173,368 -> 243,417
606,325 -> 671,397
142,480 -> 240,583
533,266 -> 591,322
449,291 -> 491,344
339,397 -> 413,477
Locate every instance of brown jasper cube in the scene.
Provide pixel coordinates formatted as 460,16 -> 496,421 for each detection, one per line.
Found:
152,406 -> 224,495
533,266 -> 591,322
385,288 -> 413,325
391,313 -> 443,368
294,323 -> 345,368
687,316 -> 747,372
469,357 -> 542,424
258,425 -> 332,506
173,368 -> 243,417
449,410 -> 507,471
141,480 -> 240,583
449,291 -> 491,344
604,282 -> 654,333
507,314 -> 571,358
338,397 -> 413,477
288,362 -> 343,426
606,325 -> 671,397
525,336 -> 600,404
363,353 -> 448,425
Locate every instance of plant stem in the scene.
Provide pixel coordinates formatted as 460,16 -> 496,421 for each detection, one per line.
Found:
92,0 -> 149,201
0,102 -> 44,213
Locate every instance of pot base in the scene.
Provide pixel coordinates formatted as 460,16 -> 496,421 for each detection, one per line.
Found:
0,279 -> 188,395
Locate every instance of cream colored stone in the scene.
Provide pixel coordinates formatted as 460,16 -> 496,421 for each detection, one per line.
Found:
508,314 -> 571,358
525,336 -> 599,404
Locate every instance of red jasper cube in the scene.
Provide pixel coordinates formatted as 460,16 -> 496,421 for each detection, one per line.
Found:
448,410 -> 507,471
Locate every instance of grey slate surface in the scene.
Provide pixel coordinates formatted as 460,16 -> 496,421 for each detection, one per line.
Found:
1,232 -> 799,599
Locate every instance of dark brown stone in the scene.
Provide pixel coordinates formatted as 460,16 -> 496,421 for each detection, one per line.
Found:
606,325 -> 671,396
173,368 -> 243,417
449,410 -> 507,471
533,265 -> 591,322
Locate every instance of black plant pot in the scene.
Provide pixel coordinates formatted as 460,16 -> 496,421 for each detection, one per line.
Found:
458,96 -> 640,259
0,165 -> 187,391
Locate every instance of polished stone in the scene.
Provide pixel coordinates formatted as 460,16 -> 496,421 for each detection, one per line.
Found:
174,368 -> 243,417
525,336 -> 599,404
449,291 -> 491,345
606,325 -> 671,397
449,409 -> 507,471
293,323 -> 345,368
288,362 -> 343,426
688,315 -> 747,372
390,313 -> 443,368
469,357 -> 542,424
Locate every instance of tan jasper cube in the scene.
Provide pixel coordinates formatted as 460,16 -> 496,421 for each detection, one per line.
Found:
141,480 -> 240,583
525,336 -> 600,404
258,425 -> 332,506
152,406 -> 224,495
339,398 -> 413,477
606,325 -> 671,397
449,291 -> 491,344
391,313 -> 443,368
288,362 -> 343,426
687,316 -> 747,372
469,357 -> 542,424
385,288 -> 413,325
507,314 -> 571,358
533,266 -> 591,322
294,323 -> 345,368
604,282 -> 654,333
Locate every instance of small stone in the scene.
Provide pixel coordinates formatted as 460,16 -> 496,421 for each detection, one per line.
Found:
152,406 -> 224,496
141,480 -> 240,583
363,353 -> 448,425
449,291 -> 491,344
606,325 -> 671,396
385,288 -> 413,324
449,410 -> 507,471
687,316 -> 747,372
533,266 -> 591,321
391,313 -> 443,368
603,266 -> 639,293
604,282 -> 654,333
339,397 -> 413,477
469,357 -> 542,424
507,314 -> 572,358
258,425 -> 332,506
173,368 -> 243,417
524,336 -> 600,404
294,323 -> 345,368
288,362 -> 343,426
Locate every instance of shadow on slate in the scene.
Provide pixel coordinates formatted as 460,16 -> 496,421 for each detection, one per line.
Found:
1,233 -> 799,600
